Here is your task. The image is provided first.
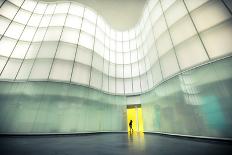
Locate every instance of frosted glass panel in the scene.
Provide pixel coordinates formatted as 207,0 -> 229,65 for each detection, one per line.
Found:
29,59 -> 52,80
191,0 -> 231,32
0,16 -> 10,35
37,42 -> 58,58
50,60 -> 72,81
0,59 -> 22,80
141,74 -> 148,91
151,62 -> 163,85
21,0 -> 37,12
96,28 -> 104,43
21,26 -> 37,42
92,53 -> 103,71
132,62 -> 140,77
165,0 -> 187,26
109,63 -> 115,77
116,65 -> 123,78
11,41 -> 30,59
75,46 -> 92,66
116,78 -> 124,94
0,57 -> 8,73
94,40 -> 104,56
34,3 -> 47,14
90,69 -> 102,89
147,70 -> 153,89
45,4 -> 56,14
65,15 -> 82,29
124,78 -> 132,94
60,28 -> 80,44
5,22 -> 24,39
50,14 -> 66,26
109,76 -> 115,93
160,51 -> 180,78
28,14 -> 43,27
81,20 -> 95,35
69,3 -> 84,16
79,32 -> 94,49
84,8 -> 97,23
184,0 -> 209,12
124,64 -> 131,78
14,9 -> 31,24
25,42 -> 40,59
44,27 -> 62,41
153,16 -> 167,39
102,74 -> 108,91
176,36 -> 209,70
56,42 -> 76,61
71,63 -> 90,85
0,37 -> 17,57
16,59 -> 34,80
33,28 -> 46,42
55,3 -> 69,14
201,20 -> 232,59
40,15 -> 52,27
133,77 -> 141,93
124,52 -> 130,64
170,16 -> 196,46
156,32 -> 173,57
0,1 -> 18,20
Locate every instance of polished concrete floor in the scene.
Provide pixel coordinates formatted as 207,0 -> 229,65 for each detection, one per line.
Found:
0,133 -> 231,155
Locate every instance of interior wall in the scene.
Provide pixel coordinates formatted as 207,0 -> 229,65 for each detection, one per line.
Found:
141,57 -> 232,139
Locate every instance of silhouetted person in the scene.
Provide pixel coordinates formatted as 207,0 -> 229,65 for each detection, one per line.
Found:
129,120 -> 133,133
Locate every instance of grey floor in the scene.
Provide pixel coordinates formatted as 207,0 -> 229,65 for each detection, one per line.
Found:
0,133 -> 232,155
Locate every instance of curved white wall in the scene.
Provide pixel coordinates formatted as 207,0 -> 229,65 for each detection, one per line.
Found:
0,0 -> 232,95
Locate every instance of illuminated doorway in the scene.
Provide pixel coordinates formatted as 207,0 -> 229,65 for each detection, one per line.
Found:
127,104 -> 144,132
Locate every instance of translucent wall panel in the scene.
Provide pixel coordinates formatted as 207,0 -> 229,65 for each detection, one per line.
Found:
50,14 -> 66,27
65,15 -> 82,29
124,64 -> 131,78
25,42 -> 41,59
160,51 -> 180,78
156,32 -> 173,57
141,74 -> 148,91
34,3 -> 47,14
5,22 -> 24,40
45,4 -> 56,14
21,0 -> 37,12
82,19 -> 95,35
131,62 -> 140,77
109,76 -> 115,93
96,28 -> 104,43
165,0 -> 187,27
109,63 -> 115,77
0,57 -> 8,73
124,52 -> 130,64
124,78 -> 132,94
76,46 -> 92,66
33,28 -> 46,42
16,59 -> 34,80
151,62 -> 163,85
37,42 -> 58,58
153,16 -> 167,39
79,32 -> 94,49
170,16 -> 197,46
84,8 -> 97,24
69,3 -> 84,16
54,3 -> 69,14
94,40 -> 104,57
29,59 -> 52,80
102,74 -> 108,92
176,36 -> 209,70
184,0 -> 209,11
0,37 -> 17,57
90,69 -> 102,89
11,41 -> 30,59
20,26 -> 37,42
0,58 -> 22,79
116,65 -> 123,78
147,70 -> 153,89
191,0 -> 231,32
49,60 -> 72,81
71,63 -> 90,85
8,0 -> 24,6
44,27 -> 62,41
60,28 -> 80,44
0,1 -> 18,20
0,16 -> 10,35
92,53 -> 103,71
116,78 -> 124,94
14,9 -> 31,24
40,15 -> 52,27
201,20 -> 232,59
28,14 -> 43,27
56,42 -> 76,61
133,77 -> 141,93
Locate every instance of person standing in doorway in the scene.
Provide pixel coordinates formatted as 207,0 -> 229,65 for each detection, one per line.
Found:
129,120 -> 133,133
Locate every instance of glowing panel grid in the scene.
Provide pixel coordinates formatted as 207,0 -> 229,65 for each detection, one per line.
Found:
0,0 -> 232,95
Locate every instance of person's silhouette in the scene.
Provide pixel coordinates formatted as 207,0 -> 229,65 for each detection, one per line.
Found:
129,120 -> 133,133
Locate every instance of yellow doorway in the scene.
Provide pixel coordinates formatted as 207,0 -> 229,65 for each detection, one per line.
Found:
127,105 -> 144,133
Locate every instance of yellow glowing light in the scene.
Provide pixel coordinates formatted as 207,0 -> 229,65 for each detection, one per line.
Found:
127,106 -> 144,133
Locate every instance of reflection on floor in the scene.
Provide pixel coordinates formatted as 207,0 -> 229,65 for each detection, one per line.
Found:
0,133 -> 232,155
